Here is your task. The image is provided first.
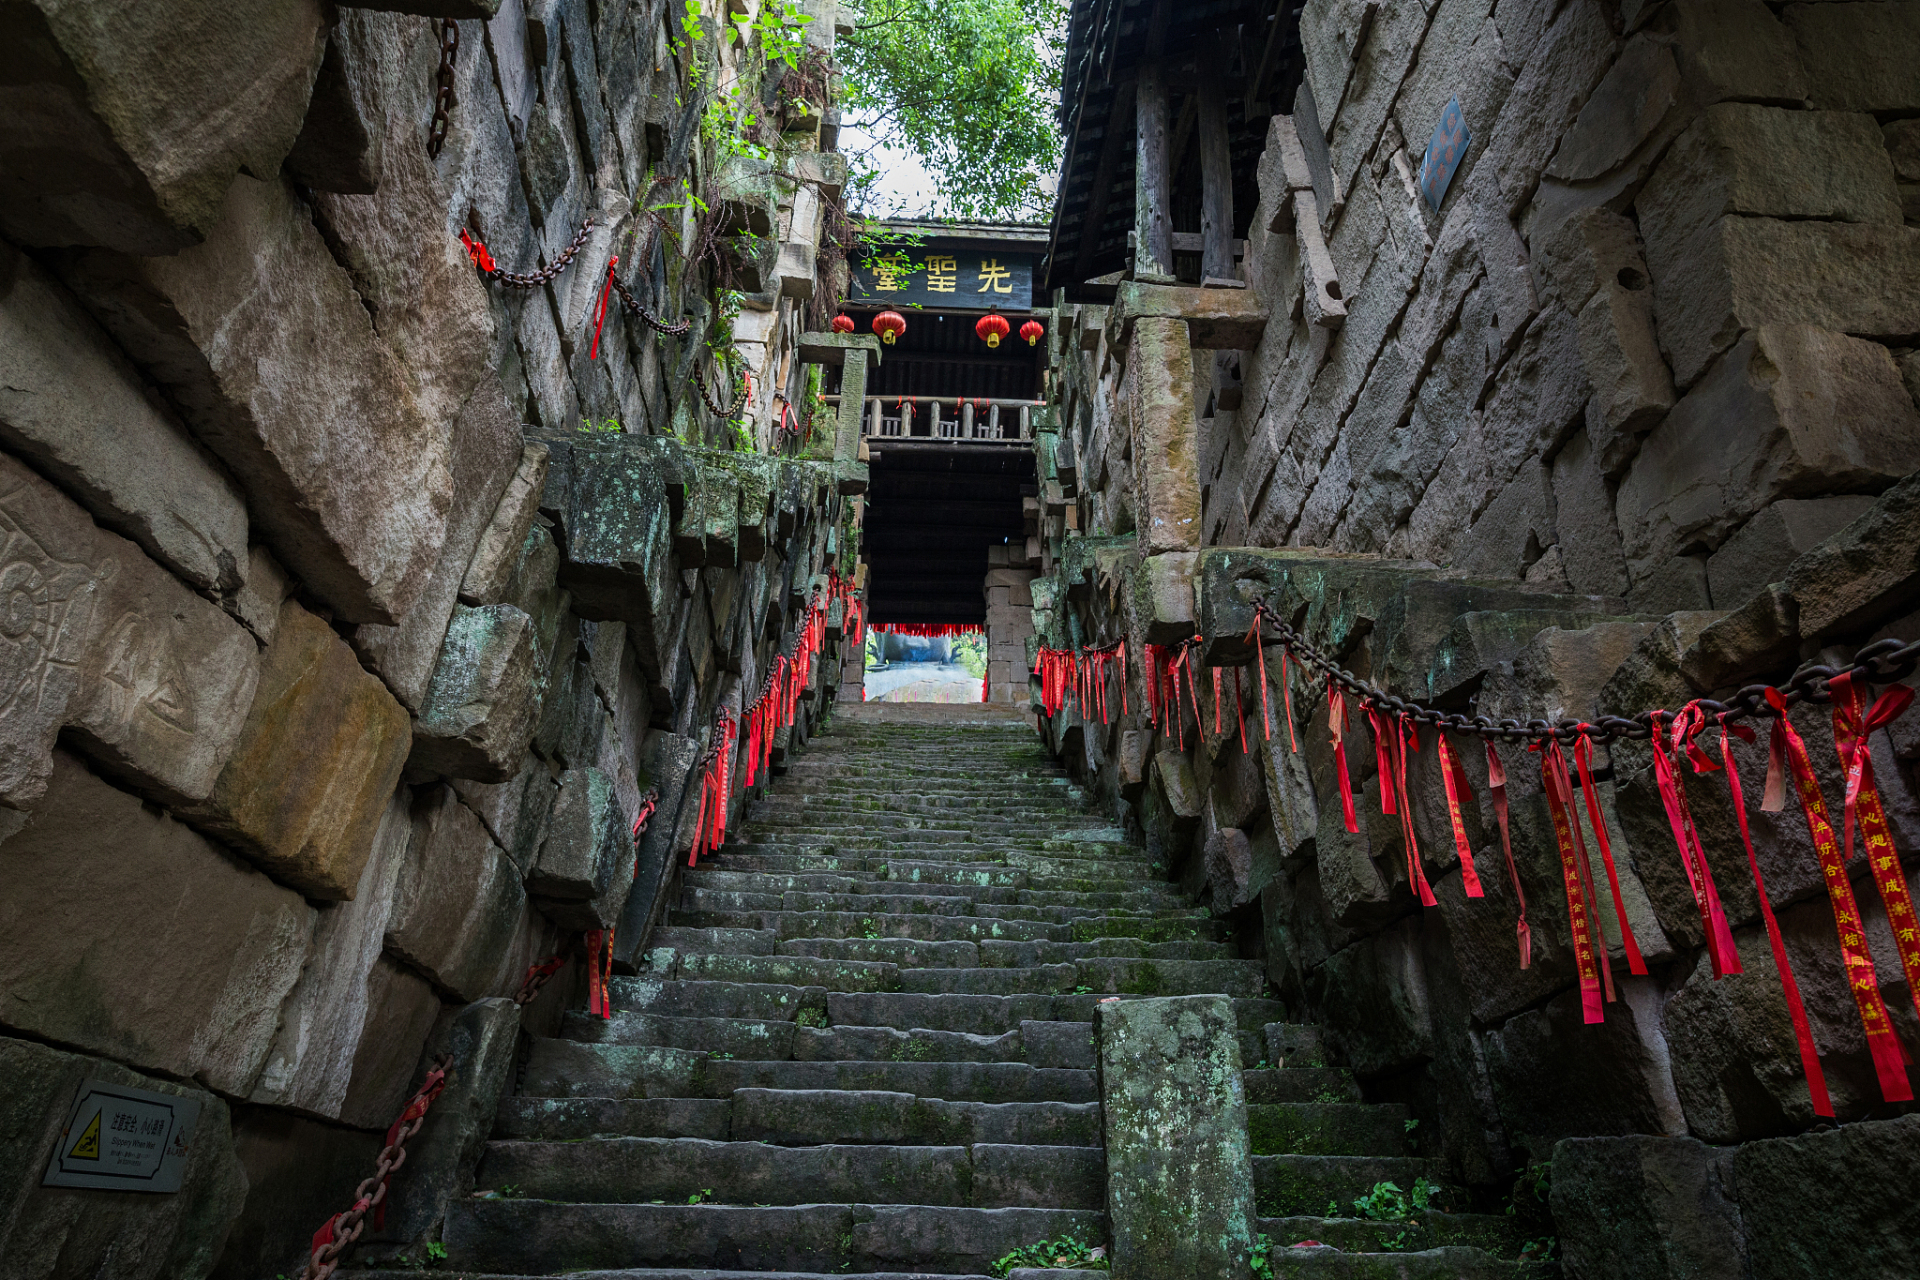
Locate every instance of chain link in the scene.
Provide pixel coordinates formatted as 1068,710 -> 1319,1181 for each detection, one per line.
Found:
608,273 -> 694,335
426,19 -> 459,159
692,359 -> 750,419
476,218 -> 595,288
1248,600 -> 1920,746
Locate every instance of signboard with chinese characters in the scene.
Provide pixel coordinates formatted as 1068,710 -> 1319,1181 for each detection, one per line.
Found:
851,246 -> 1036,311
42,1079 -> 201,1193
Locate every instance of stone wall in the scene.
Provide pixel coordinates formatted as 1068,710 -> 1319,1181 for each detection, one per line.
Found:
0,1 -> 862,1276
1038,0 -> 1920,1271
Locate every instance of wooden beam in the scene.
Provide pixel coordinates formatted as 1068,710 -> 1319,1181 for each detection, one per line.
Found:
1134,60 -> 1174,282
1197,30 -> 1236,283
1070,81 -> 1137,284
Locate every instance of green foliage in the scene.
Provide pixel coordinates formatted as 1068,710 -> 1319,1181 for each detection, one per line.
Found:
1350,1177 -> 1445,1221
425,1243 -> 448,1263
1249,1233 -> 1276,1279
1520,1236 -> 1560,1261
687,1187 -> 714,1204
579,417 -> 624,433
951,630 -> 986,678
838,0 -> 1066,218
990,1233 -> 1108,1275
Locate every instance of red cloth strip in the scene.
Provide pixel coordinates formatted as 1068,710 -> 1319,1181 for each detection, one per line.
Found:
1485,742 -> 1531,969
1572,735 -> 1648,976
1393,716 -> 1438,907
1328,679 -> 1358,835
1436,732 -> 1484,898
1829,673 -> 1920,1024
1538,740 -> 1605,1023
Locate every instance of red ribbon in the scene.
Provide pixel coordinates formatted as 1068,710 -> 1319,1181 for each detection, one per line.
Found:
583,928 -> 614,1019
1485,743 -> 1531,969
589,255 -> 618,360
1436,732 -> 1484,898
1766,687 -> 1912,1102
458,227 -> 496,273
1367,706 -> 1397,818
1829,673 -> 1920,1025
1392,715 -> 1438,907
1650,708 -> 1742,978
1538,739 -> 1606,1023
1572,735 -> 1647,976
1328,679 -> 1358,835
1719,718 -> 1834,1117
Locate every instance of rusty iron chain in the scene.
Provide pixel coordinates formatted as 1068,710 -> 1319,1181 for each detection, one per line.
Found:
692,359 -> 750,419
608,273 -> 694,336
477,218 -> 595,288
300,1053 -> 455,1280
426,18 -> 459,159
1246,599 -> 1920,747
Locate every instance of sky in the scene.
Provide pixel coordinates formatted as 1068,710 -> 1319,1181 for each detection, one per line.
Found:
836,119 -> 941,218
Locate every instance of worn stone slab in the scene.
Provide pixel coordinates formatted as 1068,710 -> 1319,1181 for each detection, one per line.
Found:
1705,495 -> 1877,610
797,330 -> 882,367
1097,994 -> 1256,1280
0,1036 -> 248,1280
0,0 -> 328,254
0,750 -> 313,1094
529,766 -> 634,930
337,951 -> 444,1129
1111,282 -> 1269,351
552,437 -> 678,679
1783,0 -> 1920,113
184,599 -> 412,899
0,450 -> 260,810
1734,1114 -> 1920,1280
386,784 -> 534,1002
0,243 -> 250,594
1551,1135 -> 1745,1280
59,174 -> 451,625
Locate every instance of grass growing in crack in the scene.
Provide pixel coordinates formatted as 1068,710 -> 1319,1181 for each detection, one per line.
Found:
991,1233 -> 1108,1274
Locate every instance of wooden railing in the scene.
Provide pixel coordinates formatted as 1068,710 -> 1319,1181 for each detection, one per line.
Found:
824,395 -> 1042,442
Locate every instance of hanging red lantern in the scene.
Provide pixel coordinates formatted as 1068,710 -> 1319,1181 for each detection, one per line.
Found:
873,310 -> 907,344
831,314 -> 856,334
1020,319 -> 1045,347
976,313 -> 1011,348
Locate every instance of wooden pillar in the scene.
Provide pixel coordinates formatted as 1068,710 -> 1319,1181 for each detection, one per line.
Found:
1134,60 -> 1174,283
1197,33 -> 1236,284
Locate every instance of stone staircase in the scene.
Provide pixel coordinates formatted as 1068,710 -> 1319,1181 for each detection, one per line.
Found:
366,701 -> 1548,1278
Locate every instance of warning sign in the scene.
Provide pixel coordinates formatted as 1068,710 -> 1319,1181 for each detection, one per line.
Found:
42,1079 -> 199,1193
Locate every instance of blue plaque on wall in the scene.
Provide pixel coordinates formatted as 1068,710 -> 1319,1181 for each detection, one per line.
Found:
1418,97 -> 1471,212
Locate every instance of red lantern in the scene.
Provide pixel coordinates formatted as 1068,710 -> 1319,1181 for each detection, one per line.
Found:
873,310 -> 907,344
831,314 -> 856,334
1020,319 -> 1045,347
976,313 -> 1011,348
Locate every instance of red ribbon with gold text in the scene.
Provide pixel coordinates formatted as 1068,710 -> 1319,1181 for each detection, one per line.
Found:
1829,673 -> 1920,1025
1537,739 -> 1605,1023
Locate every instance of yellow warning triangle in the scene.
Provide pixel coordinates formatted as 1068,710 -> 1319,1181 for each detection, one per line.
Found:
68,1112 -> 101,1160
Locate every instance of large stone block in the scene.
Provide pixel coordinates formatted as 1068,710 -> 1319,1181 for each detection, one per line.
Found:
1614,326 -> 1920,577
1705,495 -> 1878,610
247,788 -> 412,1120
0,451 -> 259,810
1310,917 -> 1435,1078
410,603 -> 543,782
0,244 -> 249,594
1481,980 -> 1688,1163
385,784 -> 532,1002
1783,0 -> 1920,113
1128,319 -> 1203,555
1551,428 -> 1631,595
1551,1135 -> 1745,1280
1735,1114 -> 1920,1280
551,438 -> 677,679
185,600 -> 413,899
1644,214 -> 1920,388
59,174 -> 451,625
353,374 -> 523,712
528,766 -> 634,931
0,1036 -> 248,1280
337,952 -> 443,1130
1780,469 -> 1920,640
0,0 -> 328,254
0,750 -> 313,1094
1097,995 -> 1256,1280
216,1107 -> 380,1280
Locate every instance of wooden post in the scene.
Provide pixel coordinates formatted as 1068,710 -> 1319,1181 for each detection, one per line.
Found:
867,396 -> 881,437
1197,32 -> 1236,285
1134,60 -> 1174,283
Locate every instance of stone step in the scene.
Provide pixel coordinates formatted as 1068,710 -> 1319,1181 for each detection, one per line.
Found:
565,1012 -> 802,1059
444,1199 -> 1108,1276
491,1091 -> 1101,1148
1256,1213 -> 1526,1258
701,1059 -> 1097,1104
682,873 -> 1184,913
1261,1023 -> 1330,1069
677,908 -> 1071,944
774,936 -> 984,968
728,1089 -> 1101,1148
1249,1245 -> 1551,1278
1243,1069 -> 1364,1105
665,951 -> 903,992
977,937 -> 1237,966
791,1021 -> 1095,1070
1252,1154 -> 1440,1218
476,1137 -> 1105,1210
366,1271 -> 998,1280
1246,1103 -> 1413,1157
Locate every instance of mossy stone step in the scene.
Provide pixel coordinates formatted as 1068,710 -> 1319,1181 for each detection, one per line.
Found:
679,907 -> 1071,943
443,1199 -> 1108,1275
1243,1069 -> 1365,1105
728,1089 -> 1101,1148
493,1095 -> 733,1142
475,1136 -> 1105,1210
1252,1154 -> 1439,1218
1256,1212 -> 1527,1258
700,1058 -> 1098,1103
1247,1102 -> 1413,1157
